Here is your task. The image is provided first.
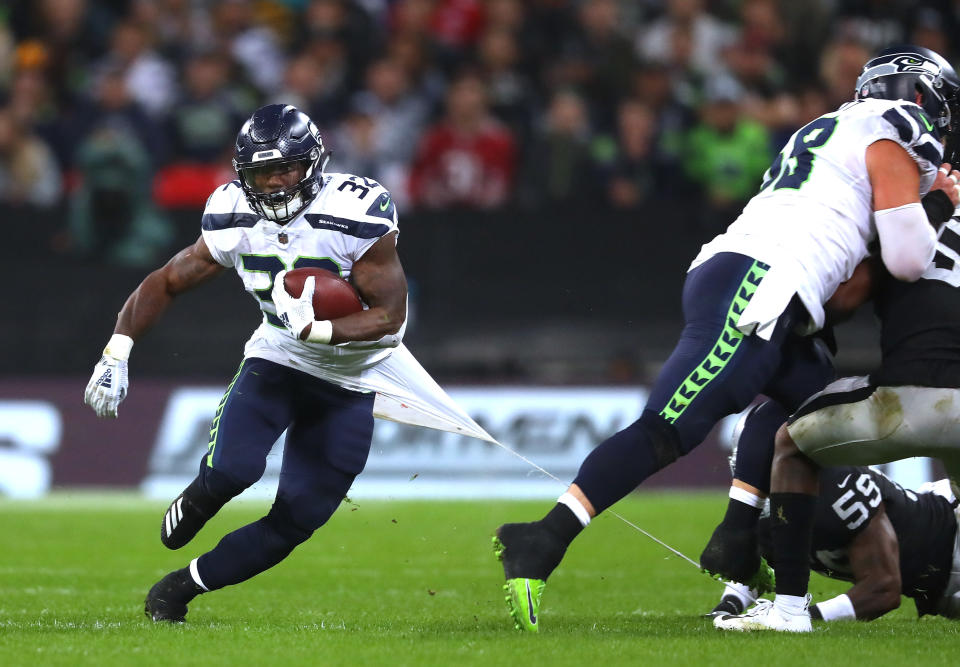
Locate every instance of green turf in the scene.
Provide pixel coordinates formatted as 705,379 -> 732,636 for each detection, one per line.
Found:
1,491 -> 957,666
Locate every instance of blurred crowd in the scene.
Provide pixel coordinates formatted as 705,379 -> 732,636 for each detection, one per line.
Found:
1,0 -> 959,265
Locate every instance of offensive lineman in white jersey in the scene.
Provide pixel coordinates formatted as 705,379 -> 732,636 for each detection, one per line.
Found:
84,104 -> 413,622
493,45 -> 960,633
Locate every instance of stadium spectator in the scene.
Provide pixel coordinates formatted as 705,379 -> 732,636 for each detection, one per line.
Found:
630,60 -> 696,198
166,49 -> 245,164
210,0 -> 286,97
408,70 -> 517,210
0,105 -> 62,208
71,64 -> 168,167
329,100 -> 412,210
475,27 -> 537,144
297,0 -> 380,93
601,98 -> 659,210
127,0 -> 215,63
384,33 -> 447,113
909,7 -> 953,62
9,0 -> 115,105
98,19 -> 178,119
637,0 -> 738,80
518,89 -> 598,208
819,37 -> 873,110
683,75 -> 771,231
834,0 -> 910,51
268,50 -> 341,129
549,0 -> 638,129
349,57 -> 430,168
67,123 -> 172,267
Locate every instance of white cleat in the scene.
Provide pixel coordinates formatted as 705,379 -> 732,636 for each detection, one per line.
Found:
713,597 -> 813,633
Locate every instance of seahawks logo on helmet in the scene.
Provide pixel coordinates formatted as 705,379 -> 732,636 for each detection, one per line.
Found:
889,54 -> 939,74
855,45 -> 960,136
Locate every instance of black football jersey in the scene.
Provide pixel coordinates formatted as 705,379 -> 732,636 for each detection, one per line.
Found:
872,219 -> 960,388
810,467 -> 957,615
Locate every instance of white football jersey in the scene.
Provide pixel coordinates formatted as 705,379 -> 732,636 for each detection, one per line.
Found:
201,172 -> 405,384
691,98 -> 943,335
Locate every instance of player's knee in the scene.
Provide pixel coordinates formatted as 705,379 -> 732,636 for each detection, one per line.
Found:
264,497 -> 317,547
772,424 -> 803,465
198,467 -> 248,506
638,410 -> 683,467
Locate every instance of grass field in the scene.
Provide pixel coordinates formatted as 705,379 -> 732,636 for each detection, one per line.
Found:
1,491 -> 958,666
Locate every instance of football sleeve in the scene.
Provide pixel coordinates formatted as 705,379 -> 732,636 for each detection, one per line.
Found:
868,101 -> 943,193
199,183 -> 252,268
353,188 -> 399,261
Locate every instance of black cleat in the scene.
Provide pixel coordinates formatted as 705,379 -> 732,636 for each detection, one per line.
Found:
703,595 -> 746,619
700,522 -> 761,584
494,521 -> 569,581
161,481 -> 217,550
144,568 -> 204,623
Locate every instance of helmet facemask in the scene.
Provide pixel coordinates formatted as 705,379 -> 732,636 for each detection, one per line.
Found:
235,147 -> 328,223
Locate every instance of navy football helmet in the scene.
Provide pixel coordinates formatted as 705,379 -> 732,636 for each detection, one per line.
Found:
855,45 -> 960,136
233,104 -> 329,223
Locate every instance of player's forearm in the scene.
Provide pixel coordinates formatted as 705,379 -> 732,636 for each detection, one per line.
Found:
839,578 -> 901,621
327,305 -> 405,344
114,270 -> 177,341
823,256 -> 878,324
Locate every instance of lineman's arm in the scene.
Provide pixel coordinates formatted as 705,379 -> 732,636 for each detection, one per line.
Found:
84,236 -> 225,418
282,232 -> 407,344
811,505 -> 902,621
867,141 -> 951,281
823,255 -> 881,325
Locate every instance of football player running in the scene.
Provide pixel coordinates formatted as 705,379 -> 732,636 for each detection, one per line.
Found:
84,104 -> 411,622
707,460 -> 960,623
493,44 -> 960,632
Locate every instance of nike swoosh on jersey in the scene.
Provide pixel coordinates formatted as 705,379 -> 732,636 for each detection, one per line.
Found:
838,473 -> 851,488
379,196 -> 391,211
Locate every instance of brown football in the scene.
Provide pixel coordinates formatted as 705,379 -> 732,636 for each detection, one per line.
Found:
283,267 -> 363,320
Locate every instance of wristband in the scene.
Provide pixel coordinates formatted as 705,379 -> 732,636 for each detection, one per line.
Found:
305,320 -> 333,344
813,593 -> 856,621
104,334 -> 134,361
921,189 -> 954,226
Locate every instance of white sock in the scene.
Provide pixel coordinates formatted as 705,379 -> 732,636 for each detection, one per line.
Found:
723,581 -> 756,608
774,594 -> 808,616
557,492 -> 591,527
190,557 -> 209,591
728,485 -> 765,509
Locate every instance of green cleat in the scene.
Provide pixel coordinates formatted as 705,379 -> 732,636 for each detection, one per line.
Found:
502,577 -> 545,632
744,557 -> 775,595
702,556 -> 775,596
493,523 -> 566,632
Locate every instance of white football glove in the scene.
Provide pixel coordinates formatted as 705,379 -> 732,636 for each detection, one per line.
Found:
84,334 -> 133,418
271,270 -> 316,340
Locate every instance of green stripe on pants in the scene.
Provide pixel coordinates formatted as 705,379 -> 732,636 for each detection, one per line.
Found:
659,260 -> 768,424
206,360 -> 246,468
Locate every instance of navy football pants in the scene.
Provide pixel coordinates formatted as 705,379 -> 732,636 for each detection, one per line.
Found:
194,357 -> 375,590
573,253 -> 834,513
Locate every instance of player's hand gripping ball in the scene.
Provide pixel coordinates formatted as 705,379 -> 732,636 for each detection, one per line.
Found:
282,267 -> 363,320
271,268 -> 362,340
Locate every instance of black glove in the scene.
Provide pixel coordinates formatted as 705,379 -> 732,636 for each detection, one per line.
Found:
921,189 -> 954,227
